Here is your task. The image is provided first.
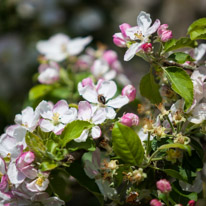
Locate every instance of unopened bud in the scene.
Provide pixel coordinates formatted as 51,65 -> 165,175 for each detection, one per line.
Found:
122,85 -> 136,101
120,113 -> 139,127
156,179 -> 172,193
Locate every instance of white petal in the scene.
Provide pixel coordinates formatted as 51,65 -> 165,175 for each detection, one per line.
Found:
36,101 -> 53,120
38,68 -> 59,84
97,80 -> 117,100
67,36 -> 92,56
106,95 -> 129,108
92,59 -> 109,78
137,11 -> 152,34
78,101 -> 92,121
194,43 -> 206,61
188,103 -> 206,124
105,107 -> 116,119
61,108 -> 77,124
145,19 -> 161,37
39,119 -> 54,132
81,86 -> 99,103
7,162 -> 25,185
53,124 -> 65,135
91,126 -> 101,139
53,100 -> 69,116
103,70 -> 117,81
124,43 -> 143,61
0,157 -> 6,174
92,108 -> 106,124
74,129 -> 89,142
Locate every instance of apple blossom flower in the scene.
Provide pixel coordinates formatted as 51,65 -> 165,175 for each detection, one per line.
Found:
150,199 -> 163,206
157,24 -> 172,42
36,33 -> 92,62
7,151 -> 37,186
122,85 -> 136,101
14,106 -> 40,132
0,125 -> 26,160
122,11 -> 160,61
38,61 -> 60,84
78,79 -> 129,119
74,101 -> 105,142
37,100 -> 77,134
26,172 -> 49,192
113,23 -> 131,47
156,179 -> 172,193
120,113 -> 139,127
102,50 -> 118,65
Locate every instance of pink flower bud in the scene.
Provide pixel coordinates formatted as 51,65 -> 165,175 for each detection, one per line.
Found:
157,24 -> 172,42
113,34 -> 127,48
82,77 -> 93,87
150,199 -> 163,206
103,50 -> 118,65
122,85 -> 136,101
120,113 -> 139,127
160,30 -> 172,42
156,179 -> 172,193
141,43 -> 152,52
188,200 -> 196,206
119,23 -> 131,38
157,24 -> 169,36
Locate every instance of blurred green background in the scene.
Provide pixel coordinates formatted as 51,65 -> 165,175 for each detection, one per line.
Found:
0,0 -> 206,205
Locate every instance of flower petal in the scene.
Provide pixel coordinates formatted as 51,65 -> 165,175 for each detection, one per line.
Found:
105,107 -> 116,119
91,126 -> 101,139
145,19 -> 161,37
137,11 -> 152,34
92,108 -> 106,124
80,86 -> 99,103
78,101 -> 92,121
97,80 -> 117,100
106,95 -> 129,108
124,43 -> 143,61
39,119 -> 54,132
74,129 -> 89,142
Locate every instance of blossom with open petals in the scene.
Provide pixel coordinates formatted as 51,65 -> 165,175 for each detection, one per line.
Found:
78,79 -> 129,119
123,11 -> 160,61
75,101 -> 105,142
38,61 -> 60,84
36,33 -> 92,62
37,100 -> 77,134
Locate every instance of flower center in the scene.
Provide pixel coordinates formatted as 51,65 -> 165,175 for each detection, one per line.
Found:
36,177 -> 44,187
134,32 -> 144,41
52,113 -> 60,125
61,44 -> 67,53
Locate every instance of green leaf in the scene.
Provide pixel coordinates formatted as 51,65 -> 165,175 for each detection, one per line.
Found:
40,161 -> 58,171
50,87 -> 72,99
163,66 -> 193,111
188,18 -> 206,40
158,143 -> 191,156
67,138 -> 96,152
112,122 -> 144,166
139,72 -> 162,104
25,132 -> 46,158
29,84 -> 53,101
163,38 -> 197,53
61,120 -> 92,147
171,182 -> 198,201
162,169 -> 186,181
168,52 -> 194,64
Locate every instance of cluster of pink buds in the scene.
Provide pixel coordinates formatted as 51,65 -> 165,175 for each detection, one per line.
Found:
156,179 -> 172,193
157,24 -> 173,42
